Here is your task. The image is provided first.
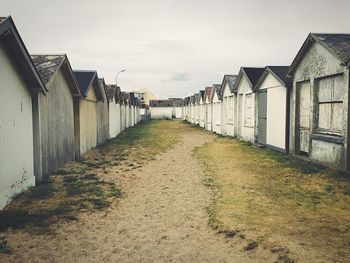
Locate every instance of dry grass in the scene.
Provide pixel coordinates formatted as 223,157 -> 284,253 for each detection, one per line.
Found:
0,120 -> 185,236
194,136 -> 350,263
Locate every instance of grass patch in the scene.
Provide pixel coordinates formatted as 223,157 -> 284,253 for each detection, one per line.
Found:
194,136 -> 350,263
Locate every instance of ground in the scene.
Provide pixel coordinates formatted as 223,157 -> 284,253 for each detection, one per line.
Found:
0,120 -> 349,262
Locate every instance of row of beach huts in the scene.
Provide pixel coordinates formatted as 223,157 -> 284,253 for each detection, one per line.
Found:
181,32 -> 350,173
0,16 -> 142,209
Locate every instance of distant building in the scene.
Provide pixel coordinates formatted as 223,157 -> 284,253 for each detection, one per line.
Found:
133,88 -> 157,107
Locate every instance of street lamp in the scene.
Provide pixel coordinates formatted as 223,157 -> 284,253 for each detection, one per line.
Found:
115,69 -> 126,88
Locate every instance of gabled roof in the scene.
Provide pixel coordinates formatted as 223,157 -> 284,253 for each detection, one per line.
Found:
204,87 -> 213,102
105,84 -> 116,101
287,33 -> 350,77
254,66 -> 291,91
115,86 -> 121,103
210,84 -> 222,100
74,70 -> 104,101
232,67 -> 264,92
0,16 -> 46,93
190,95 -> 195,104
220,74 -> 238,94
194,93 -> 201,104
129,92 -> 135,106
199,90 -> 205,101
31,54 -> 81,96
149,99 -> 173,107
121,92 -> 128,105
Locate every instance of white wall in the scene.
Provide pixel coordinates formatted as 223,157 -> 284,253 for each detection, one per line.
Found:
150,107 -> 173,119
174,106 -> 182,119
237,76 -> 255,142
0,46 -> 35,209
212,92 -> 222,134
222,83 -> 235,136
199,102 -> 205,128
109,100 -> 120,138
205,101 -> 212,131
257,72 -> 287,150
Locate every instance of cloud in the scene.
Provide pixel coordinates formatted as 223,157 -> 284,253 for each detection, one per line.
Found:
161,73 -> 190,83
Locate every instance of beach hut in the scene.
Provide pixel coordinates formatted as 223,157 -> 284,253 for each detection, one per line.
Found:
0,16 -> 46,208
254,66 -> 291,152
31,54 -> 81,180
120,92 -> 127,131
97,78 -> 109,145
220,75 -> 238,137
105,84 -> 120,138
234,67 -> 264,142
194,93 -> 201,125
287,33 -> 350,171
204,87 -> 214,131
190,95 -> 195,124
212,84 -> 222,134
74,70 -> 105,157
199,90 -> 205,128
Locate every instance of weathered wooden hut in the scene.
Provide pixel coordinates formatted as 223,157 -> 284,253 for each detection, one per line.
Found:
234,67 -> 264,142
194,93 -> 201,125
199,90 -> 205,128
0,16 -> 46,208
190,95 -> 195,123
204,86 -> 214,131
287,33 -> 350,171
74,70 -> 104,157
212,84 -> 222,134
31,54 -> 81,180
254,66 -> 291,152
221,75 -> 238,137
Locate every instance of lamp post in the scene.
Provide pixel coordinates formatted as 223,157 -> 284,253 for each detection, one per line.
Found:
115,69 -> 126,88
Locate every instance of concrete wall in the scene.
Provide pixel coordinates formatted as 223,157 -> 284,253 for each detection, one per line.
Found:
79,88 -> 98,155
38,69 -> 76,179
150,107 -> 173,119
237,76 -> 255,142
256,72 -> 287,151
290,41 -> 349,170
0,45 -> 36,209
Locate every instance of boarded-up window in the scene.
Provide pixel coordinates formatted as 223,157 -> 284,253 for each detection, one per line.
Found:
317,75 -> 343,136
244,94 -> 253,127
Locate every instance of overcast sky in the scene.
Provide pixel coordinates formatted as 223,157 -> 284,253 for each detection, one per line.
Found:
2,0 -> 350,98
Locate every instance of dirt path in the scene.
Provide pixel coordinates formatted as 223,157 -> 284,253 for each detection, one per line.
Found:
2,130 -> 273,262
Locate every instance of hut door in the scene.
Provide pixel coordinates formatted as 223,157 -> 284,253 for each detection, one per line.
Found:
258,91 -> 267,144
298,82 -> 311,154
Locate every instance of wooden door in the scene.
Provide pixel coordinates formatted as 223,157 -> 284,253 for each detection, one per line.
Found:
258,91 -> 267,144
298,82 -> 311,154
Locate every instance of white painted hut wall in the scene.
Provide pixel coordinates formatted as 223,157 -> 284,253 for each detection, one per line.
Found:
131,106 -> 135,127
0,47 -> 36,209
109,100 -> 119,138
150,107 -> 173,119
121,105 -> 126,131
199,101 -> 205,128
212,93 -> 222,134
174,106 -> 182,119
194,104 -> 199,124
116,103 -> 121,135
222,83 -> 235,136
126,105 -> 130,128
205,100 -> 212,131
237,76 -> 255,142
257,72 -> 287,150
190,104 -> 195,123
79,89 -> 98,155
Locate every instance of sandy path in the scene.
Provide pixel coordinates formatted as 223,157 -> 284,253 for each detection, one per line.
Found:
2,131 -> 269,262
